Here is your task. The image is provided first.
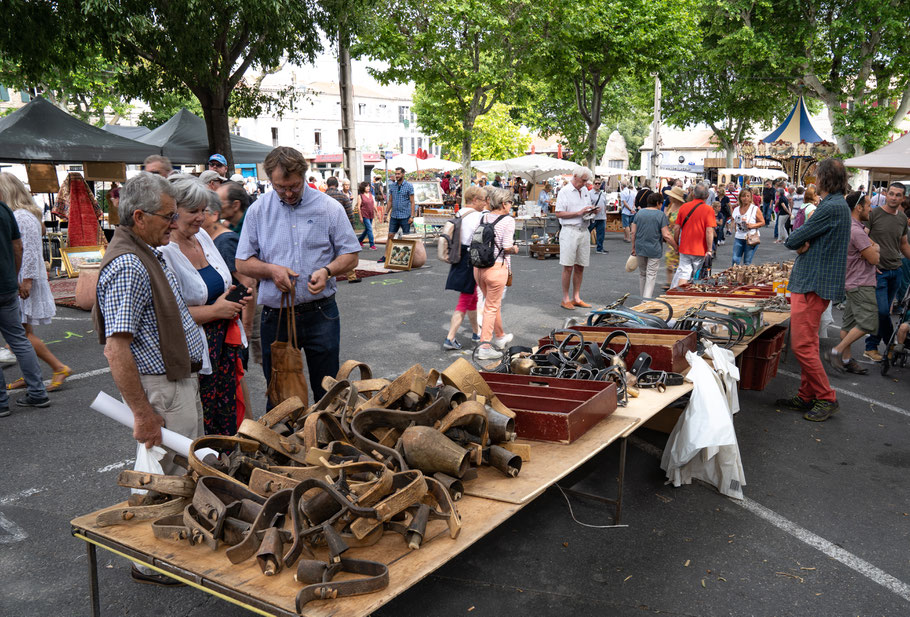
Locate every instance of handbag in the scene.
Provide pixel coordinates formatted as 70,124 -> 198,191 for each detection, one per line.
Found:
506,270 -> 513,287
266,289 -> 309,407
745,205 -> 761,245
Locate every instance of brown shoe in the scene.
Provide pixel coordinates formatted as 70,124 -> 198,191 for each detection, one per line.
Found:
573,300 -> 592,308
560,301 -> 575,310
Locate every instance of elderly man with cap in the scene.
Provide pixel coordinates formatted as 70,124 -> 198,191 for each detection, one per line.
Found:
199,169 -> 226,192
208,153 -> 229,176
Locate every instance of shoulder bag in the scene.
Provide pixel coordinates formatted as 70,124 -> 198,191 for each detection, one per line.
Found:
266,288 -> 309,407
746,206 -> 761,245
673,202 -> 703,245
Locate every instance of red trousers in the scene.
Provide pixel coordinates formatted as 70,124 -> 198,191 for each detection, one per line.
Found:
789,292 -> 836,402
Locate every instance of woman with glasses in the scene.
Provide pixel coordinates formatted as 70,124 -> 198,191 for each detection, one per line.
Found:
443,186 -> 486,350
161,175 -> 249,436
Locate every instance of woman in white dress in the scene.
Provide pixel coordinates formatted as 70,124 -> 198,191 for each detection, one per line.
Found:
0,173 -> 71,391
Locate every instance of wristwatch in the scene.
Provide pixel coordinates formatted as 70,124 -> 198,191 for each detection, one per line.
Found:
322,265 -> 333,278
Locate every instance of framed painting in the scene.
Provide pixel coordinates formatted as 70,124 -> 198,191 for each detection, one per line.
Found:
385,238 -> 417,271
61,245 -> 106,278
411,181 -> 444,206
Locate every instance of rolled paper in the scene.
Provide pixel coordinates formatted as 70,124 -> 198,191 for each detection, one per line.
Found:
91,391 -> 217,459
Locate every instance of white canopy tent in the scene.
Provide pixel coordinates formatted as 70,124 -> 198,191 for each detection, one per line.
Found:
594,167 -> 648,177
657,168 -> 699,180
474,154 -> 583,184
718,167 -> 789,181
844,132 -> 910,176
387,154 -> 461,173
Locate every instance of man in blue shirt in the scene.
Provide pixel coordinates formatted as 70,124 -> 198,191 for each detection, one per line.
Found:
236,147 -> 361,403
380,167 -> 416,263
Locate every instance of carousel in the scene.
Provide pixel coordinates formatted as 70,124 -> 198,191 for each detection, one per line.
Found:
738,96 -> 838,184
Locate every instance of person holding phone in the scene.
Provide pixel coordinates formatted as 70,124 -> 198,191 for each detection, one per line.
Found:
555,167 -> 597,310
161,176 -> 249,436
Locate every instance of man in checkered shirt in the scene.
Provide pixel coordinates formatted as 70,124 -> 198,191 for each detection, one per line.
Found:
95,174 -> 206,468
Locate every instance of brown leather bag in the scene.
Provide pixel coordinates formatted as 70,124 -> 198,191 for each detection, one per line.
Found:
266,291 -> 309,406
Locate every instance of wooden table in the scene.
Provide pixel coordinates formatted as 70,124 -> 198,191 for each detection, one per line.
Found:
71,296 -> 789,617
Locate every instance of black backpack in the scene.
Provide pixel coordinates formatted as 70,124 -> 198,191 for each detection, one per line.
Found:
469,214 -> 507,268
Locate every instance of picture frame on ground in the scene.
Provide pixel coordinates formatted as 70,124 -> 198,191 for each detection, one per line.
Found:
386,238 -> 417,271
61,246 -> 106,278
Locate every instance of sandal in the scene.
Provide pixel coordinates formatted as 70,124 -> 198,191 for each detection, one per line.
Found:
6,377 -> 25,391
46,366 -> 72,392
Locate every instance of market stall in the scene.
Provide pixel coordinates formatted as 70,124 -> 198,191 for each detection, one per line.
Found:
71,263 -> 792,617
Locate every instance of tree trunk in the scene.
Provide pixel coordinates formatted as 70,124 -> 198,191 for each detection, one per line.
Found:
460,115 -> 475,206
198,89 -> 235,173
725,148 -> 735,167
338,31 -> 359,191
585,121 -> 599,171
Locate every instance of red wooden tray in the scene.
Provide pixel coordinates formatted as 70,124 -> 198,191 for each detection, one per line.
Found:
537,327 -> 696,373
481,373 -> 617,444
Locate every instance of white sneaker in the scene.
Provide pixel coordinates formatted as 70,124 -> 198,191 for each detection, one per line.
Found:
492,333 -> 514,349
476,346 -> 503,361
0,348 -> 16,366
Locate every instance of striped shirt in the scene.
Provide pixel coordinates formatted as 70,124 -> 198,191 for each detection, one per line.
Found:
96,250 -> 205,375
784,193 -> 852,302
479,211 -> 515,268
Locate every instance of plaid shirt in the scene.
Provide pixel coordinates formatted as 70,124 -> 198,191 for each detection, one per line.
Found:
784,193 -> 851,302
97,250 -> 205,375
387,180 -> 414,219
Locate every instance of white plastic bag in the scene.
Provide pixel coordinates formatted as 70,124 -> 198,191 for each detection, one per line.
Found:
702,340 -> 741,415
132,444 -> 166,495
660,351 -> 746,500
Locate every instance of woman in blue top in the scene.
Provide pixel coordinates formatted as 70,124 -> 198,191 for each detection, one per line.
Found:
631,191 -> 677,298
161,176 -> 250,436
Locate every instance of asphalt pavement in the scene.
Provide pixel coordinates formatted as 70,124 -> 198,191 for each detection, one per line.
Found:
1,224 -> 909,617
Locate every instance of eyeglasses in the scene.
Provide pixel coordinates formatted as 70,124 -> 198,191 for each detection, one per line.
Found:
146,210 -> 179,223
208,161 -> 226,168
273,181 -> 303,194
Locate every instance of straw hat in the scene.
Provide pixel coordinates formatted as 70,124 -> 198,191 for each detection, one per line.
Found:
625,254 -> 639,272
668,186 -> 687,203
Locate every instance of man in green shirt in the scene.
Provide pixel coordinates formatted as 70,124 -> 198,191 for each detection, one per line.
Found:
863,182 -> 910,362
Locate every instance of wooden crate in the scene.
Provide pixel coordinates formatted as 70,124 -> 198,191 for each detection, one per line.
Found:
481,373 -> 617,444
529,244 -> 560,260
538,327 -> 697,374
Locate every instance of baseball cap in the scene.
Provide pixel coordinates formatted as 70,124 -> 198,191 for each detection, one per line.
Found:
230,173 -> 244,182
199,170 -> 227,184
208,154 -> 227,166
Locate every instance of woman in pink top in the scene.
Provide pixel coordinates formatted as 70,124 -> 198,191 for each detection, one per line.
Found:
474,188 -> 519,361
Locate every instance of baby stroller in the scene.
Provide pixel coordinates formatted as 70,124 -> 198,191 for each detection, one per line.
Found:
882,285 -> 910,376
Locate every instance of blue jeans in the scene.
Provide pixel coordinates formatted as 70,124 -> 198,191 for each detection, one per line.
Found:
0,291 -> 47,407
866,268 -> 900,350
588,220 -> 606,251
621,213 -> 634,228
357,218 -> 374,246
260,296 -> 340,405
388,217 -> 411,235
762,202 -> 772,227
731,237 -> 758,265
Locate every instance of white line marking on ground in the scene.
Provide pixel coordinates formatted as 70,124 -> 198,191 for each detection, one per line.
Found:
47,316 -> 90,321
0,488 -> 43,506
37,366 -> 112,388
777,369 -> 910,418
0,513 -> 28,543
97,459 -> 134,473
628,435 -> 910,603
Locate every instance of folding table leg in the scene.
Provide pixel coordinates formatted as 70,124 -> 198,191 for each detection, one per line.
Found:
559,437 -> 628,524
87,541 -> 101,617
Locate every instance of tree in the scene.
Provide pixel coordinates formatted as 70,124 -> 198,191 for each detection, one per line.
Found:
357,0 -> 537,186
82,0 -> 323,169
529,0 -> 696,169
660,0 -> 796,166
414,95 -> 530,161
788,0 -> 910,155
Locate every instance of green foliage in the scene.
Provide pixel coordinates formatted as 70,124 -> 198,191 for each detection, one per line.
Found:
831,102 -> 897,156
137,92 -> 203,129
525,0 -> 696,168
417,98 -> 530,161
357,0 -> 538,177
